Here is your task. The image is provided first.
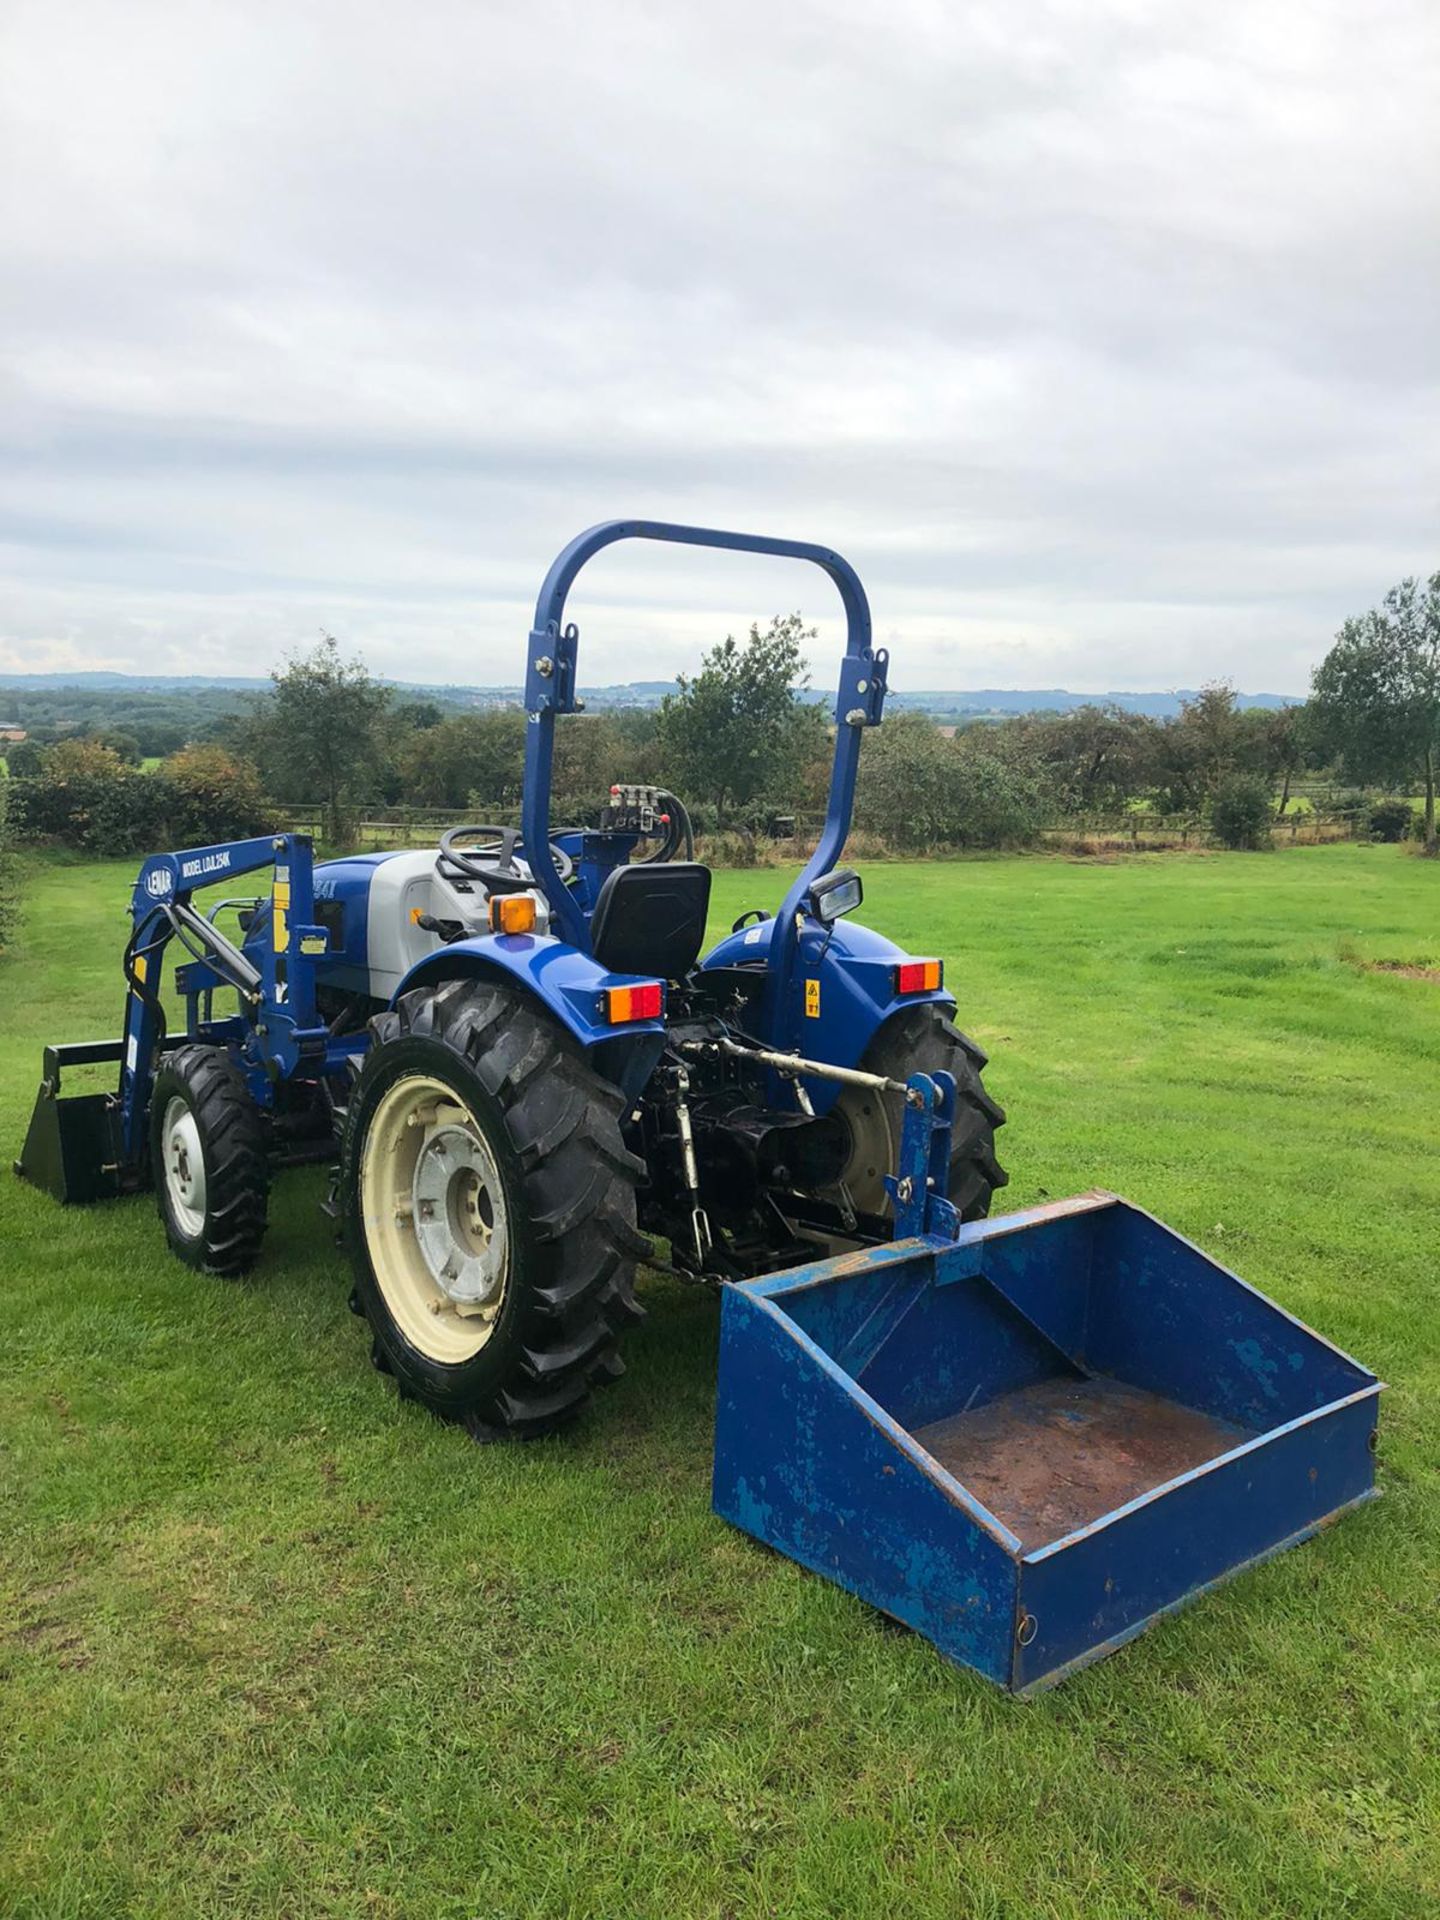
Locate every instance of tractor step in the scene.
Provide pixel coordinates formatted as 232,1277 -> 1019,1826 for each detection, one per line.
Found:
712,1191 -> 1381,1693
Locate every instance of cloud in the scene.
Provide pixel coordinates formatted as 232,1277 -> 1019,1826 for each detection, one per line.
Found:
1,0 -> 1437,691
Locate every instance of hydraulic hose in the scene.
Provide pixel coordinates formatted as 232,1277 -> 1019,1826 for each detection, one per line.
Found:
636,790 -> 694,863
122,917 -> 171,1048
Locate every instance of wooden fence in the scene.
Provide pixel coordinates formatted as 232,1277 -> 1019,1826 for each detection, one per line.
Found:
275,803 -> 1374,856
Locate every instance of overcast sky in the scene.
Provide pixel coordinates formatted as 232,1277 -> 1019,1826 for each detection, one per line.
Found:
2,1 -> 1437,695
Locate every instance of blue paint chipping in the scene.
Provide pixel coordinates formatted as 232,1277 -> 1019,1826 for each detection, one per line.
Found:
712,1192 -> 1381,1693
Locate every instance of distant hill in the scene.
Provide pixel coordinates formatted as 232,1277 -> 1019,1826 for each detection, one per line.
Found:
0,672 -> 272,692
0,670 -> 1301,720
884,688 -> 1299,717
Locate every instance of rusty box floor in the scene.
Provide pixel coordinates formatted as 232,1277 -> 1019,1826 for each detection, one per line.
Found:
912,1374 -> 1257,1551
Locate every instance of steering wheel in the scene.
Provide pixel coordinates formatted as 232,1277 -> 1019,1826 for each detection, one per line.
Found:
438,824 -> 574,893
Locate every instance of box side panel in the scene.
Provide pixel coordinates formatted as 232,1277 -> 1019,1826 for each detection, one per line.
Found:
779,1254 -> 934,1375
1085,1207 -> 1370,1427
713,1287 -> 1019,1688
957,1209 -> 1098,1362
1016,1388 -> 1379,1690
855,1272 -> 1079,1431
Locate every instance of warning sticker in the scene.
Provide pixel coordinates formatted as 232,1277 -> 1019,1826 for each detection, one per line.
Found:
804,978 -> 820,1018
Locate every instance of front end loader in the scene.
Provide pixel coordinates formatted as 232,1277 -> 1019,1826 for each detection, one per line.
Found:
16,519 -> 1380,1690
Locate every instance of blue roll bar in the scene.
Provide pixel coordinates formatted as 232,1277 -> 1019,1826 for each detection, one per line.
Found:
519,520 -> 889,1033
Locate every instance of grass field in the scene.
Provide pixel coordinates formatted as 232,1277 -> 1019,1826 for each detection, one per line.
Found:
2,846 -> 1438,1918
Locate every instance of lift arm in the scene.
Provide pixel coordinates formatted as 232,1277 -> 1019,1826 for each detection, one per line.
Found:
118,833 -> 328,1163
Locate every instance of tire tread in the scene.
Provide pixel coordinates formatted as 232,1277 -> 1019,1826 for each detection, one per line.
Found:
344,980 -> 646,1440
864,1006 -> 1008,1223
150,1045 -> 269,1277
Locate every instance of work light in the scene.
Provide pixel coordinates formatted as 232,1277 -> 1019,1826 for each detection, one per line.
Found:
805,868 -> 863,925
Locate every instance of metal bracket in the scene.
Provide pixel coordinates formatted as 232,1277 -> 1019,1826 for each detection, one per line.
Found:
884,1069 -> 959,1240
836,646 -> 889,728
525,620 -> 581,714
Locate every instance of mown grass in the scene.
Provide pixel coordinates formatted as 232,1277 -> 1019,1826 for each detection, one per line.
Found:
2,845 -> 1438,1919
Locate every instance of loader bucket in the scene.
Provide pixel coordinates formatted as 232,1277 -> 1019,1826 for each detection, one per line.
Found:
14,1041 -> 126,1205
713,1192 -> 1381,1693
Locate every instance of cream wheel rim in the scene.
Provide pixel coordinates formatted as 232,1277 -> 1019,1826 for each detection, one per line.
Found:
162,1096 -> 208,1239
359,1073 -> 511,1363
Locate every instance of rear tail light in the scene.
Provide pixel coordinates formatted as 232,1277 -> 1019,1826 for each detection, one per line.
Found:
895,958 -> 943,995
604,981 -> 663,1023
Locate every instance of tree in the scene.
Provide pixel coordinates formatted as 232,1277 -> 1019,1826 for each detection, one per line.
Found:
4,738 -> 45,779
858,711 -> 1043,850
248,635 -> 391,845
0,766 -> 18,951
161,744 -> 273,844
1176,682 -> 1246,799
138,721 -> 189,759
610,706 -> 662,770
991,705 -> 1159,814
1210,774 -> 1273,850
397,710 -> 525,811
8,737 -> 171,852
552,714 -> 625,818
1310,574 -> 1440,853
92,727 -> 142,765
1368,797 -> 1416,843
1243,703 -> 1310,817
655,613 -> 823,821
44,737 -> 128,779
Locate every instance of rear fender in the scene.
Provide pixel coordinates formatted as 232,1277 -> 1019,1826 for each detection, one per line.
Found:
703,917 -> 953,1114
392,933 -> 666,1099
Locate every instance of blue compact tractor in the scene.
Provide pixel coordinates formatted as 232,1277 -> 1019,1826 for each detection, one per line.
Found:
19,521 -> 1380,1690
18,522 -> 1006,1439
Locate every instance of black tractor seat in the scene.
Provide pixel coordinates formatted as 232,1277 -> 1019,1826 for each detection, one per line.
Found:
589,862 -> 712,982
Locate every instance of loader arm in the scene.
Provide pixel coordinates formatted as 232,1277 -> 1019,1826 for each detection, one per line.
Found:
118,833 -> 328,1163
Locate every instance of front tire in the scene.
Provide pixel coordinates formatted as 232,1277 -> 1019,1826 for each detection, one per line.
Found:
150,1046 -> 270,1276
341,979 -> 647,1440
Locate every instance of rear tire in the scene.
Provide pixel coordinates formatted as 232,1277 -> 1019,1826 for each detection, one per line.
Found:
341,979 -> 647,1441
831,1005 -> 1008,1224
150,1046 -> 270,1276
